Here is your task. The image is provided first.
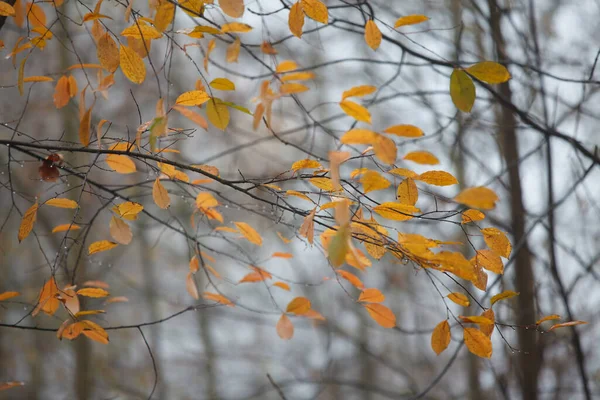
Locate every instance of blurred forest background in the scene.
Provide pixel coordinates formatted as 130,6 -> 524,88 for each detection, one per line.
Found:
1,0 -> 600,399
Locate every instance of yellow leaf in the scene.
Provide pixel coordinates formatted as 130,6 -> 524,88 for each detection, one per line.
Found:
299,207 -> 316,244
455,187 -> 498,210
364,20 -> 381,50
32,277 -> 59,316
340,128 -> 377,144
397,178 -> 418,206
286,296 -> 311,314
291,159 -> 322,171
120,23 -> 163,39
363,303 -> 396,328
196,192 -> 218,209
112,201 -> 143,220
481,228 -> 511,258
152,178 -> 170,209
97,33 -> 120,72
358,288 -> 385,303
23,75 -> 53,82
81,320 -> 109,344
220,0 -> 244,18
186,271 -> 199,299
175,90 -> 210,106
394,14 -> 429,28
548,320 -> 588,331
276,60 -> 298,73
328,225 -> 350,267
384,124 -> 423,137
403,151 -> 439,165
490,290 -> 519,306
288,2 -> 304,37
221,22 -> 252,33
226,37 -> 240,63
74,310 -> 106,318
310,177 -> 336,192
300,0 -> 327,24
45,198 -> 78,209
207,99 -> 230,130
210,78 -> 235,91
18,202 -> 38,242
77,288 -> 110,298
119,45 -> 146,84
431,320 -> 451,355
234,221 -> 262,246
461,209 -> 485,224
373,135 -> 397,164
536,314 -> 561,325
466,61 -> 511,84
154,2 -> 175,32
0,291 -> 19,301
106,154 -> 136,173
173,105 -> 208,130
203,292 -> 234,306
79,104 -> 93,147
276,313 -> 294,339
464,327 -> 492,358
480,309 -> 495,337
286,190 -> 312,202
475,249 -> 503,274
281,82 -> 309,94
281,71 -> 315,81
416,170 -> 458,186
450,69 -> 475,112
17,56 -> 26,96
336,270 -> 364,289
0,1 -> 16,16
459,315 -> 494,325
341,85 -> 377,101
372,202 -> 419,221
389,168 -> 418,178
273,281 -> 291,291
239,266 -> 272,283
88,240 -> 118,255
109,216 -> 132,245
339,100 -> 371,123
26,2 -> 45,27
52,224 -> 81,233
360,170 -> 390,193
447,292 -> 470,307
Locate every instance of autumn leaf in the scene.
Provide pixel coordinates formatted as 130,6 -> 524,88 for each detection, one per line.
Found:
299,207 -> 316,244
152,178 -> 170,209
475,250 -> 503,274
18,202 -> 38,242
77,288 -> 110,298
481,228 -> 512,258
339,100 -> 371,123
52,224 -> 81,233
0,1 -> 16,16
273,281 -> 291,291
286,297 -> 311,315
536,315 -> 561,325
300,0 -> 327,24
450,69 -> 475,112
454,187 -> 498,210
109,216 -> 132,245
220,0 -> 245,18
112,201 -> 143,220
490,290 -> 519,306
175,90 -> 211,106
466,61 -> 511,84
358,288 -> 385,303
363,303 -> 396,328
119,45 -> 146,84
342,85 -> 377,100
461,209 -> 485,224
32,277 -> 60,316
288,2 -> 304,37
203,292 -> 234,306
336,270 -> 364,289
0,291 -> 20,301
431,320 -> 451,355
416,171 -> 458,186
464,327 -> 492,358
210,78 -> 235,91
394,14 -> 429,28
364,20 -> 381,50
397,178 -> 418,206
88,240 -> 118,255
97,33 -> 119,72
45,198 -> 78,209
221,22 -> 253,33
207,99 -> 230,130
277,313 -> 294,339
384,124 -> 423,137
403,151 -> 439,165
447,292 -> 470,307
186,272 -> 199,299
234,222 -> 262,246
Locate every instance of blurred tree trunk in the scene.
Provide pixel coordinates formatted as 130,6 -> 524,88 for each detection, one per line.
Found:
486,1 -> 539,399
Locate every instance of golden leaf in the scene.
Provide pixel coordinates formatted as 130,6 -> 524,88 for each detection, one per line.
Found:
120,23 -> 163,39
175,90 -> 210,106
32,277 -> 59,316
0,291 -> 20,301
461,209 -> 485,224
416,170 -> 458,186
358,288 -> 385,303
372,202 -> 419,221
431,320 -> 451,355
340,128 -> 377,144
76,288 -> 110,298
394,14 -> 429,28
360,170 -> 390,193
112,201 -> 143,220
490,290 -> 519,306
339,100 -> 371,123
288,1 -> 304,37
109,216 -> 132,245
221,22 -> 252,33
119,45 -> 146,84
45,198 -> 78,209
18,202 -> 38,242
481,228 -> 511,258
52,224 -> 81,233
475,249 -> 503,274
384,124 -> 423,137
291,159 -> 322,171
206,99 -> 230,130
299,207 -> 316,244
286,296 -> 311,315
455,187 -> 498,210
464,327 -> 492,358
0,1 -> 16,16
536,314 -> 561,325
106,154 -> 136,173
403,151 -> 439,165
88,240 -> 118,255
450,69 -> 475,112
397,178 -> 418,206
300,0 -> 327,24
336,270 -> 364,289
447,292 -> 470,307
220,0 -> 244,18
364,20 -> 381,50
210,77 -> 235,91
373,135 -> 397,164
234,221 -> 262,246
203,292 -> 234,306
97,33 -> 120,72
466,61 -> 511,84
154,2 -> 175,32
363,303 -> 396,328
152,178 -> 170,209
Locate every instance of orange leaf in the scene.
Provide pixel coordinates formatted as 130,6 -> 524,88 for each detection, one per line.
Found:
88,240 -> 118,255
273,281 -> 291,291
97,33 -> 119,72
431,320 -> 451,355
0,291 -> 20,301
186,271 -> 199,299
203,292 -> 234,306
364,20 -> 381,50
447,292 -> 470,307
358,288 -> 385,303
464,327 -> 492,358
272,252 -> 293,259
416,170 -> 458,186
286,296 -> 311,315
384,124 -> 423,137
461,209 -> 485,224
152,178 -> 170,209
403,151 -> 439,165
363,303 -> 396,328
109,216 -> 132,245
18,202 -> 38,242
0,382 -> 24,391
32,277 -> 59,316
299,207 -> 316,244
300,0 -> 327,24
536,314 -> 561,325
45,198 -> 78,209
288,1 -> 304,37
77,288 -> 110,298
481,228 -> 512,258
336,270 -> 364,289
548,320 -> 588,332
455,187 -> 498,210
276,313 -> 294,339
394,14 -> 429,28
234,221 -> 262,246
